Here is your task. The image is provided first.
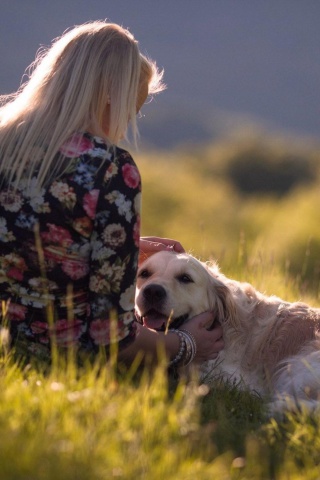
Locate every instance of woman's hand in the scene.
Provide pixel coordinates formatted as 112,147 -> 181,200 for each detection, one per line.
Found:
118,311 -> 223,367
139,236 -> 185,264
182,311 -> 224,364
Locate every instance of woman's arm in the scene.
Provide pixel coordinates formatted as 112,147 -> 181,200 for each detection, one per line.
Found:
118,311 -> 224,366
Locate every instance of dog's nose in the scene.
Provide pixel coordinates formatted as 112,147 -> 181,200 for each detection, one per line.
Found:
143,284 -> 166,304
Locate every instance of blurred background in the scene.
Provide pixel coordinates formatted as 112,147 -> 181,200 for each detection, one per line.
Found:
1,1 -> 320,147
1,1 -> 320,294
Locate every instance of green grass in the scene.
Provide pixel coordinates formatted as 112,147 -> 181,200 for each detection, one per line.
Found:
2,229 -> 320,478
1,302 -> 320,479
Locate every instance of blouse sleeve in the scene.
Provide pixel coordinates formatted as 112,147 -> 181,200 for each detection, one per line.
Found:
87,150 -> 141,351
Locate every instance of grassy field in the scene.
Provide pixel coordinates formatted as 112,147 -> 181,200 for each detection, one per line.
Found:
1,296 -> 320,480
2,246 -> 320,479
1,135 -> 320,479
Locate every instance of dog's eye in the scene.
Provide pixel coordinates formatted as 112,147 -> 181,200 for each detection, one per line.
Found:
138,269 -> 150,278
177,274 -> 194,284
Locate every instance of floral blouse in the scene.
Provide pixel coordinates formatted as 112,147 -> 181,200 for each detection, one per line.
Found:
0,132 -> 140,363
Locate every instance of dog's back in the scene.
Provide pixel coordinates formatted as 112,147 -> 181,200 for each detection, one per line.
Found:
202,263 -> 320,410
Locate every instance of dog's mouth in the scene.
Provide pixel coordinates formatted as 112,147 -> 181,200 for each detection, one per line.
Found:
135,309 -> 189,331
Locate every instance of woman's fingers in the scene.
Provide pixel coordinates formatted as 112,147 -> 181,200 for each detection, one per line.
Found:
139,237 -> 185,264
182,311 -> 224,363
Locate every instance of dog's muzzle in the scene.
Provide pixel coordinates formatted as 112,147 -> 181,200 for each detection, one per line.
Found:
143,284 -> 166,305
135,283 -> 189,331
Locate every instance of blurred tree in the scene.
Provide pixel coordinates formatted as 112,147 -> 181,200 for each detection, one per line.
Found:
226,148 -> 314,195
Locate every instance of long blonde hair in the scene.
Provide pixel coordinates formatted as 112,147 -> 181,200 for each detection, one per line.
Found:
0,21 -> 165,187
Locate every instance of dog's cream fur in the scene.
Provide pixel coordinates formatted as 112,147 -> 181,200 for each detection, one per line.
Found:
135,251 -> 320,412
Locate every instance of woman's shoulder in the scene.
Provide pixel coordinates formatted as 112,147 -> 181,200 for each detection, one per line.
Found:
64,132 -> 134,163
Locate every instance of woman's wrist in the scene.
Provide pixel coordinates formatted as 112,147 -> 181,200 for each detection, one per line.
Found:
168,329 -> 197,367
118,323 -> 180,365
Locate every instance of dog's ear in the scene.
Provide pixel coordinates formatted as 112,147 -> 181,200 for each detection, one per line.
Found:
206,274 -> 239,328
211,279 -> 239,328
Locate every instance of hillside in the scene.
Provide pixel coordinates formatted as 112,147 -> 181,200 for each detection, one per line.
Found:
136,133 -> 320,298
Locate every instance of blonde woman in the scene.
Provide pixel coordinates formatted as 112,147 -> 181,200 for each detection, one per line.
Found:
0,21 -> 223,368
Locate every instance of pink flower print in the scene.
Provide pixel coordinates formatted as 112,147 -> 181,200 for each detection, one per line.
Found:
89,317 -> 130,345
133,216 -> 140,247
61,259 -> 89,280
59,134 -> 94,157
4,254 -> 27,281
7,303 -> 27,321
51,319 -> 83,347
122,163 -> 140,189
83,190 -> 99,219
7,267 -> 23,281
30,321 -> 48,334
41,224 -> 73,247
89,319 -> 111,345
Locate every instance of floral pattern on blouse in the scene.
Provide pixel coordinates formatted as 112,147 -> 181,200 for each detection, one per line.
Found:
0,132 -> 141,362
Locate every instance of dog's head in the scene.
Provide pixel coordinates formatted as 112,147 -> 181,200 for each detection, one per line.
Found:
135,250 -> 236,331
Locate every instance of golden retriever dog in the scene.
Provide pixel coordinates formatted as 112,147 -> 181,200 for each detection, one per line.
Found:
135,250 -> 320,412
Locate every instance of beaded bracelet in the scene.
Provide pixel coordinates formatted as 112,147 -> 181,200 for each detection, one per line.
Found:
180,329 -> 197,366
168,329 -> 198,368
168,330 -> 186,367
182,333 -> 193,365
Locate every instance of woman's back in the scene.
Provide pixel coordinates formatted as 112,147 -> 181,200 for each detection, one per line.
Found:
0,132 -> 140,362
